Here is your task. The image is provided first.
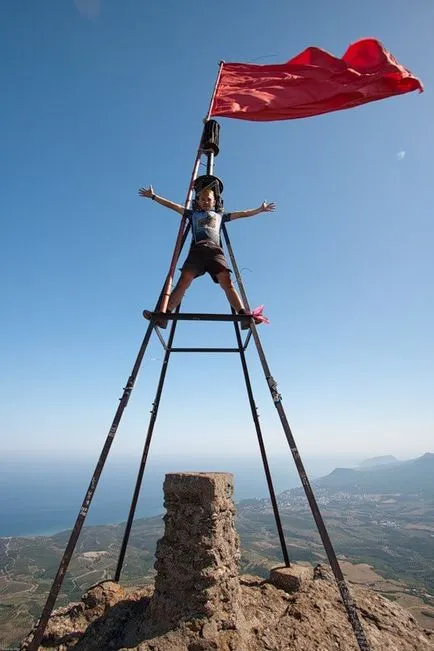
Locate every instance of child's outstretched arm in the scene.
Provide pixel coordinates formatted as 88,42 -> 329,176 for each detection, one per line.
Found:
138,185 -> 185,215
230,201 -> 276,221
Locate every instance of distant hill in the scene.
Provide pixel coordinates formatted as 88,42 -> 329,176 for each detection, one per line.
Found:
314,452 -> 434,495
358,455 -> 399,469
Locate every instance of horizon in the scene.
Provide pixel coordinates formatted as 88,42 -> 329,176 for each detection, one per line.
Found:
2,448 -> 432,462
1,449 -> 432,539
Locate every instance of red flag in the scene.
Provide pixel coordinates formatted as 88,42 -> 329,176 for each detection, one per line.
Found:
210,39 -> 423,121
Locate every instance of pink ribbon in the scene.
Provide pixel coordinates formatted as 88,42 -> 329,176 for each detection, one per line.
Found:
249,305 -> 270,325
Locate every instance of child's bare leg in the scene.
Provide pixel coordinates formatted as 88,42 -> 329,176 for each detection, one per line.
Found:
144,270 -> 195,328
167,270 -> 196,311
216,271 -> 244,313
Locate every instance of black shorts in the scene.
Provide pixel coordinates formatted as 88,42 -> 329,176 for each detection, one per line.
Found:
181,241 -> 231,283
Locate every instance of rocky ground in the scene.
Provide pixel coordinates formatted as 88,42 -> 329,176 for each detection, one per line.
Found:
21,571 -> 434,651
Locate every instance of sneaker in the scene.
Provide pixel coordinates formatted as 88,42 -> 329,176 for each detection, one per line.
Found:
238,309 -> 255,330
238,305 -> 270,330
238,310 -> 251,330
143,309 -> 170,329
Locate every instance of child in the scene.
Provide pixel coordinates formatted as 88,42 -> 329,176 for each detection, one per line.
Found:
139,183 -> 275,328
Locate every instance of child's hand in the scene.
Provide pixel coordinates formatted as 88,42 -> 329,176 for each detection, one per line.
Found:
261,201 -> 276,212
138,185 -> 154,198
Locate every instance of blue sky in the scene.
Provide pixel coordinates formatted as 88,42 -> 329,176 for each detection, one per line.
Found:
1,0 -> 433,466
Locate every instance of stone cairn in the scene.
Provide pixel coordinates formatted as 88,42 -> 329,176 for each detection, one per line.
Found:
149,472 -> 245,634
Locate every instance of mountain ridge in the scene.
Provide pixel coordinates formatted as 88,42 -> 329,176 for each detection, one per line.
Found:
357,455 -> 399,468
311,452 -> 434,494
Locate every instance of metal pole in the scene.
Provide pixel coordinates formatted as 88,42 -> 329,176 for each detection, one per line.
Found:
231,310 -> 290,567
114,308 -> 179,581
206,151 -> 215,176
27,324 -> 155,651
25,236 -> 195,651
158,61 -> 225,314
221,224 -> 371,651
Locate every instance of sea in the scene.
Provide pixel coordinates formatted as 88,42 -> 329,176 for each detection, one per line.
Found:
0,453 -> 361,538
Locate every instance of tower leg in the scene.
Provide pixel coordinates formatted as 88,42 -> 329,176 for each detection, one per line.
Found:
26,318 -> 156,651
222,225 -> 371,651
114,308 -> 179,581
232,309 -> 290,567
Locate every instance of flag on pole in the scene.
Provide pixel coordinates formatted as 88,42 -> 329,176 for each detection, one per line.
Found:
210,38 -> 423,122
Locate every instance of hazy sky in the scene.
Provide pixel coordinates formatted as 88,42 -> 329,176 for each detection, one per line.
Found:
1,0 -> 433,466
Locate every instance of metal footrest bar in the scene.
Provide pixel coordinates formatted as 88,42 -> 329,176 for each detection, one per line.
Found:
144,311 -> 251,323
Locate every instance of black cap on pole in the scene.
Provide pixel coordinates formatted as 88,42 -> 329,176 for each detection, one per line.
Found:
194,174 -> 224,194
201,119 -> 220,156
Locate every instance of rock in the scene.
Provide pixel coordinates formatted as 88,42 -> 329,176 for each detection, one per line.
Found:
269,564 -> 313,593
82,581 -> 126,612
313,563 -> 334,582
